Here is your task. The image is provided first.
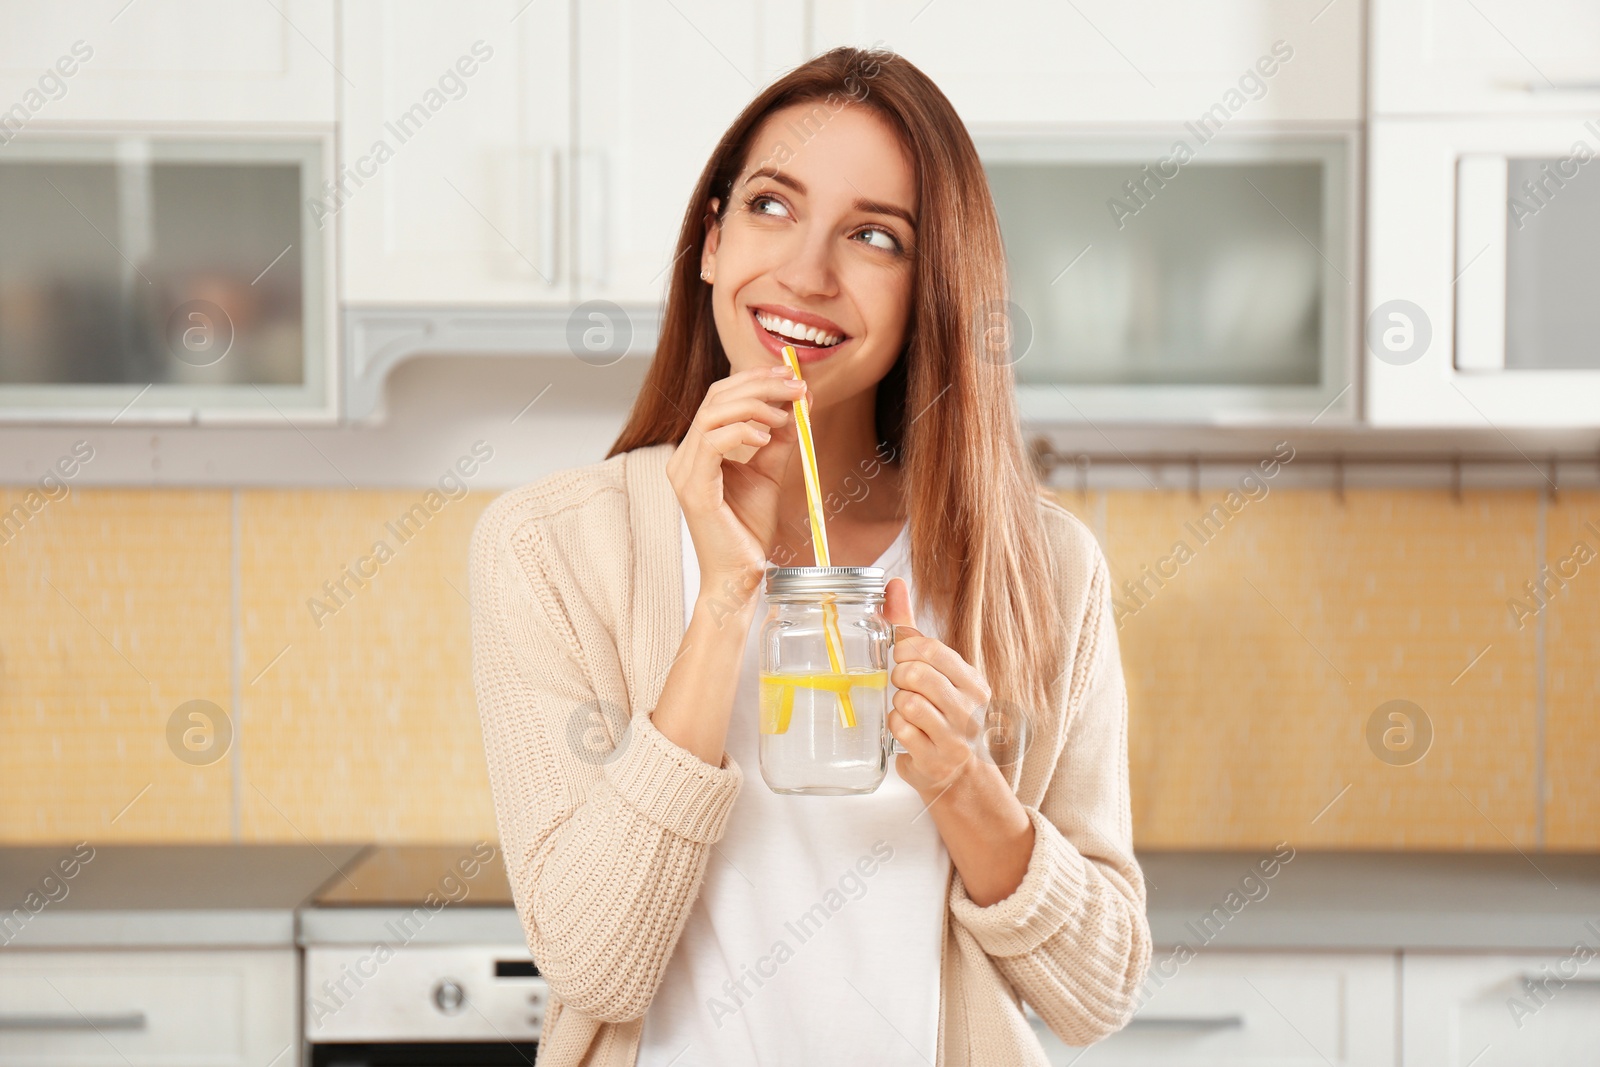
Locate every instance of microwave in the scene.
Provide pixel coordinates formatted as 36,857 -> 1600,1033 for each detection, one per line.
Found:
977,128 -> 1360,425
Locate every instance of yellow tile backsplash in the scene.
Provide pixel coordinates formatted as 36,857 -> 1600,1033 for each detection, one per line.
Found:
0,489 -> 234,841
1543,496 -> 1600,849
237,490 -> 497,844
2,482 -> 1596,850
1093,489 -> 1541,850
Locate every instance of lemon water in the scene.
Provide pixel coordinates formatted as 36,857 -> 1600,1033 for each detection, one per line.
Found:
758,668 -> 888,734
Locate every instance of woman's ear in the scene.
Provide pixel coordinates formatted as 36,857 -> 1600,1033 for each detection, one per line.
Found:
701,197 -> 722,279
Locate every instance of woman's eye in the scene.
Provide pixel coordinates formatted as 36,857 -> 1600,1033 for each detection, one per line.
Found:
750,194 -> 790,218
856,226 -> 900,253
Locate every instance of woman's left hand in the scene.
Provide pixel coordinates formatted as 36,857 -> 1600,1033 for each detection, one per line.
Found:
883,576 -> 990,798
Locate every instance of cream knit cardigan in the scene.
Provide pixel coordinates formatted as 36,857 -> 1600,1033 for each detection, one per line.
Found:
468,442 -> 1151,1066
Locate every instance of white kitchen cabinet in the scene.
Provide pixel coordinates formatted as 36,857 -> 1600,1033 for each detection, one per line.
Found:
1029,951 -> 1397,1065
811,0 -> 1363,126
0,133 -> 338,424
1372,0 -> 1600,117
573,0 -> 808,303
1402,951 -> 1600,1067
983,129 -> 1359,425
0,948 -> 297,1067
1366,116 -> 1600,427
0,0 -> 335,125
337,0 -> 570,306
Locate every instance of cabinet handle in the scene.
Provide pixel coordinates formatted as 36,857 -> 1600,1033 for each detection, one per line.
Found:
1127,1013 -> 1245,1030
539,147 -> 560,287
1519,972 -> 1600,986
0,1012 -> 148,1031
1524,81 -> 1600,93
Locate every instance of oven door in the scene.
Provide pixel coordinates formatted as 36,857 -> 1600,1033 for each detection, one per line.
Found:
310,1041 -> 540,1067
305,945 -> 546,1065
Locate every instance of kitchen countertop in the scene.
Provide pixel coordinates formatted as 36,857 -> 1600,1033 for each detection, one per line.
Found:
0,843 -> 368,948
1139,849 -> 1600,951
5,845 -> 1599,952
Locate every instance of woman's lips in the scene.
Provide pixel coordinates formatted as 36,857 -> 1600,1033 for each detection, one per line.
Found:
748,308 -> 849,364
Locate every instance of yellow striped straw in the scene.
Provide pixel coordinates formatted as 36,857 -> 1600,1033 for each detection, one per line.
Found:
782,344 -> 858,729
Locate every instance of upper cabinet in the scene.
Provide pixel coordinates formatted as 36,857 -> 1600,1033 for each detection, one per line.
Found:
809,1 -> 1365,426
0,0 -> 335,124
982,131 -> 1359,425
1373,0 -> 1600,116
1365,115 -> 1600,427
572,0 -> 807,304
1366,0 -> 1600,427
811,0 -> 1364,124
10,0 -> 1598,430
0,135 -> 336,422
337,0 -> 570,306
0,1 -> 337,423
339,0 -> 806,309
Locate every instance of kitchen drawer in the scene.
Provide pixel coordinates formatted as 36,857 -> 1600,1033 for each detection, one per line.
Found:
1028,950 -> 1397,1065
1402,951 -> 1600,1067
0,948 -> 296,1067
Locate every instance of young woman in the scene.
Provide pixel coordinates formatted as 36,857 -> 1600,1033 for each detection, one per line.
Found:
470,47 -> 1150,1067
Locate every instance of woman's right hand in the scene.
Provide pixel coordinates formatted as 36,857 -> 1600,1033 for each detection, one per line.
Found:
666,366 -> 809,607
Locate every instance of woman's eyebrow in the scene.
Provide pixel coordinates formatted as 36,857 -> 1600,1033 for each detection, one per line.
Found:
743,165 -> 917,229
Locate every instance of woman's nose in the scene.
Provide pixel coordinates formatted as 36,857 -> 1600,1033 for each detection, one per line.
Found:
773,230 -> 838,298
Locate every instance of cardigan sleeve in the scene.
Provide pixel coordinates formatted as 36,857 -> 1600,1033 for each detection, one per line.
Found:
469,496 -> 743,1024
945,541 -> 1152,1045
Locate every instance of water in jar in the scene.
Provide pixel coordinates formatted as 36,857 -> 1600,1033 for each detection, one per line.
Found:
757,667 -> 890,795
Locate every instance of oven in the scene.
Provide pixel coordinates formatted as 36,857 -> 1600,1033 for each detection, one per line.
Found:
302,845 -> 546,1066
305,944 -> 545,1067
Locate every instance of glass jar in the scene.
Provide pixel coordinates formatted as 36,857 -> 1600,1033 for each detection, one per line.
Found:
757,565 -> 903,795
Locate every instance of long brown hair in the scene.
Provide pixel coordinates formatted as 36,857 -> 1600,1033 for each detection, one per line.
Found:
607,47 -> 1064,782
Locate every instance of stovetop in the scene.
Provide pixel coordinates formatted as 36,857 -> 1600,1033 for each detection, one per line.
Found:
311,844 -> 514,907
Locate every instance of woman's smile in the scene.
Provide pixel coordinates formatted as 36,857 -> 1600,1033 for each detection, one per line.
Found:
748,304 -> 851,363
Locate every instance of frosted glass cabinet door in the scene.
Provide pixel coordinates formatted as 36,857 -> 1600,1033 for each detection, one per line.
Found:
1456,147 -> 1600,375
1504,157 -> 1600,370
979,133 -> 1356,423
0,136 -> 334,422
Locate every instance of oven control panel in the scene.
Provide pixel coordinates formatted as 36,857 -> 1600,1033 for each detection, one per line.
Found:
305,944 -> 547,1042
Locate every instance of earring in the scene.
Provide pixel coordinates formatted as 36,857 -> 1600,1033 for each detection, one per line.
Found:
700,269 -> 711,282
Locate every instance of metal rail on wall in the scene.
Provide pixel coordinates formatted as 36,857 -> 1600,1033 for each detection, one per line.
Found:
1026,436 -> 1600,506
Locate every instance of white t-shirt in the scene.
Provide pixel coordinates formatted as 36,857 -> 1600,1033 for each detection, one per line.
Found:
635,515 -> 951,1067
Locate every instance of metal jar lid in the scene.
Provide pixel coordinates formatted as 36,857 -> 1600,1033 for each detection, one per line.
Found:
765,565 -> 886,598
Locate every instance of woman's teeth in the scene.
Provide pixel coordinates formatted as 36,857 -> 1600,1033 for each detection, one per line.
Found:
755,310 -> 842,348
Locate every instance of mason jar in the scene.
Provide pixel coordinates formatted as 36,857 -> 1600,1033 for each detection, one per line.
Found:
756,565 -> 903,795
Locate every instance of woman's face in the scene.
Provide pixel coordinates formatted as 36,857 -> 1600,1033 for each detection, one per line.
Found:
702,101 -> 917,408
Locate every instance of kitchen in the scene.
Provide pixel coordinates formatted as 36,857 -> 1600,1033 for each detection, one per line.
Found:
3,1 -> 1600,1065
